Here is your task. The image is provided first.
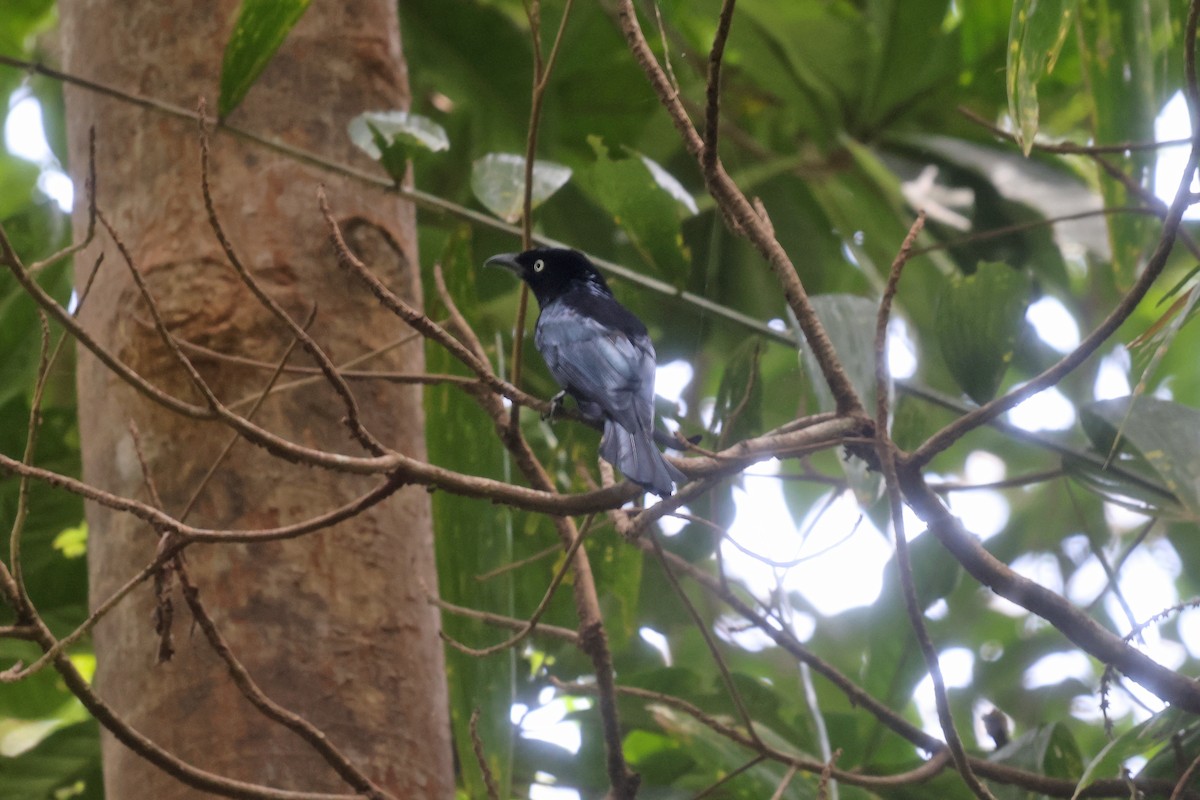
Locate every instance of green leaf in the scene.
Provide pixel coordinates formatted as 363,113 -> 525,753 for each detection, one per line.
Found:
1073,707 -> 1193,798
711,337 -> 764,447
426,232 -> 515,800
991,723 -> 1083,783
936,262 -> 1032,404
637,152 -> 698,215
470,153 -> 571,224
0,720 -> 101,800
0,155 -> 41,221
52,522 -> 87,559
800,294 -> 887,504
1061,452 -> 1181,519
575,137 -> 691,280
1076,1 -> 1168,287
1080,396 -> 1200,520
647,703 -> 812,796
218,0 -> 312,118
348,110 -> 450,182
1006,0 -> 1076,155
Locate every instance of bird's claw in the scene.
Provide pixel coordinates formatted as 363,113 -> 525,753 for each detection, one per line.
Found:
542,390 -> 566,421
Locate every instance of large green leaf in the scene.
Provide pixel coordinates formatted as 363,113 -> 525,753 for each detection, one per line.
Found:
990,723 -> 1083,787
575,137 -> 692,282
218,0 -> 312,118
935,261 -> 1033,404
734,0 -> 864,144
426,233 -> 515,800
470,153 -> 571,224
0,155 -> 40,222
348,110 -> 450,183
710,336 -> 764,448
1080,396 -> 1200,520
1076,0 -> 1169,287
0,720 -> 101,800
801,294 -> 887,504
1073,707 -> 1193,798
1006,0 -> 1076,155
859,0 -> 961,133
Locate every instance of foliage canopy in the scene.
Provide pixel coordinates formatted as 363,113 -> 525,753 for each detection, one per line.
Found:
5,1 -> 1200,798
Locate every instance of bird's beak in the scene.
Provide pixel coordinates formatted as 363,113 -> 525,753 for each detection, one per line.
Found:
484,253 -> 523,277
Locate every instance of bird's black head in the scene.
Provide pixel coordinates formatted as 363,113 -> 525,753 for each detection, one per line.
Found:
485,248 -> 612,307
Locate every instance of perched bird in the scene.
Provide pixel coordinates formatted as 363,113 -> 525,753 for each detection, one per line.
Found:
487,248 -> 686,497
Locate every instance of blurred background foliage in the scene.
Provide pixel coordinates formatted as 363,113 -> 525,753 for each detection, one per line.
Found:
4,0 -> 1200,797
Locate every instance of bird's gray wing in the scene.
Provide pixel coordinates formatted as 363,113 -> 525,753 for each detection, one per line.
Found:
535,301 -> 656,435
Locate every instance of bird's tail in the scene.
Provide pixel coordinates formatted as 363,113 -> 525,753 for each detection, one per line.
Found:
600,420 -> 686,498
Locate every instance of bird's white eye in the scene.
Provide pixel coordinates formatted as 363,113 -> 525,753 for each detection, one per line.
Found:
533,259 -> 545,272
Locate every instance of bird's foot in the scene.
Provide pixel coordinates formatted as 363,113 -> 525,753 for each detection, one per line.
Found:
542,390 -> 567,421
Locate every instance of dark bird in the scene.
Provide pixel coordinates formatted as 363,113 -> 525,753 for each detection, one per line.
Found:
487,248 -> 686,497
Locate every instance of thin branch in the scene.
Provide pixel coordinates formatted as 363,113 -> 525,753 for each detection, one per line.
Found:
690,755 -> 767,800
179,306 -> 318,521
440,515 -> 595,657
1171,750 -> 1200,800
557,678 -> 954,791
196,108 -> 385,457
897,467 -> 1200,714
929,468 -> 1063,492
767,764 -> 799,800
177,567 -> 391,798
475,542 -> 561,582
613,0 -> 865,416
875,213 -> 991,799
703,0 -> 737,175
957,106 -> 1192,154
8,311 -> 52,616
897,380 -> 1175,502
430,598 -> 579,644
908,206 -> 1160,260
28,125 -> 98,275
817,750 -> 842,800
649,531 -> 765,748
468,709 -> 501,800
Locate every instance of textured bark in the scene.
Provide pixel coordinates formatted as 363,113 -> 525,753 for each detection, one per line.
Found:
58,1 -> 453,797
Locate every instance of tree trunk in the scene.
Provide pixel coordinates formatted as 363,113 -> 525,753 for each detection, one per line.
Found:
58,1 -> 453,796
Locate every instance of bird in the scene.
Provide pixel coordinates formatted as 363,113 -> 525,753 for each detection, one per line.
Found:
486,247 -> 686,497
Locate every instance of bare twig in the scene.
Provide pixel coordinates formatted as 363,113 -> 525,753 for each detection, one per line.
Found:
468,709 -> 501,800
703,0 -> 737,176
179,306 -> 318,521
440,515 -> 595,657
767,764 -> 799,800
613,0 -> 865,416
430,598 -> 579,644
690,756 -> 767,799
177,567 -> 392,798
8,312 -> 52,616
876,216 -> 993,799
817,749 -> 842,800
1172,751 -> 1200,800
649,531 -> 765,747
509,0 -> 576,419
29,125 -> 98,274
196,108 -> 386,456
